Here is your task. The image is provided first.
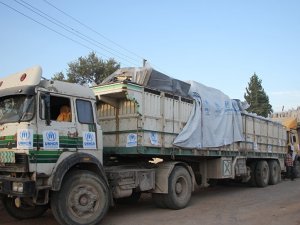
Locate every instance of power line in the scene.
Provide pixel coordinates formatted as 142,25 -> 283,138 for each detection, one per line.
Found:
40,0 -> 170,73
43,0 -> 145,62
19,0 -> 140,64
13,0 -> 140,66
1,0 -> 169,74
0,2 -> 92,54
0,1 -> 131,67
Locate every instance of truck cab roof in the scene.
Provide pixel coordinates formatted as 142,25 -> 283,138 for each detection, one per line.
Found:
0,66 -> 95,100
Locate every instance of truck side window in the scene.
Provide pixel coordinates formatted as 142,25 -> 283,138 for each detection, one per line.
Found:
76,99 -> 94,124
56,105 -> 71,122
51,96 -> 72,122
40,95 -> 72,122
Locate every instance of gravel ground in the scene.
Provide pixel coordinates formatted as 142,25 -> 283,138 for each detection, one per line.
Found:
1,178 -> 300,225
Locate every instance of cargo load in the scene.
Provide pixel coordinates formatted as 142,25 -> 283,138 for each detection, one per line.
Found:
93,66 -> 286,159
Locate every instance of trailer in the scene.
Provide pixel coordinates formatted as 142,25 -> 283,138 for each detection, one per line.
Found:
0,66 -> 287,225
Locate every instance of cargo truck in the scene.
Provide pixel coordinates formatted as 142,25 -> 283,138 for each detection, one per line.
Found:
0,66 -> 287,225
271,114 -> 300,176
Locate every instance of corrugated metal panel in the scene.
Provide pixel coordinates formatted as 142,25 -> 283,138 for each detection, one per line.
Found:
144,92 -> 161,118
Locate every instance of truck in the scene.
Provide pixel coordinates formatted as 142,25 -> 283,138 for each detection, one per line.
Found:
0,66 -> 288,225
271,111 -> 300,176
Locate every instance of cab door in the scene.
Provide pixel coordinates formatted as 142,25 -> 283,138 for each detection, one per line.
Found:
35,92 -> 78,173
75,98 -> 101,153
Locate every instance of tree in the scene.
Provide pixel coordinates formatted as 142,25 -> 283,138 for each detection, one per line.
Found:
244,73 -> 273,117
52,52 -> 120,85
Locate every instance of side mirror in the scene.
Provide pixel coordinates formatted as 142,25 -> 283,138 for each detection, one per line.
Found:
40,93 -> 51,126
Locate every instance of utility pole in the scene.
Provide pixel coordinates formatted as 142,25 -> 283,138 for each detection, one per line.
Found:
143,59 -> 147,67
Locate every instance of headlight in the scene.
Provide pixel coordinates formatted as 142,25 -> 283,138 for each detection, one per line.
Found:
12,182 -> 23,193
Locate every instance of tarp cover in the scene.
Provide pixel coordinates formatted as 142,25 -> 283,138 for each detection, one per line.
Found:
102,67 -> 244,148
173,81 -> 244,148
101,67 -> 191,98
146,69 -> 191,98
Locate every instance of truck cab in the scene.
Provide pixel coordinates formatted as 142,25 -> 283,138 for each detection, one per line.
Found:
0,66 -> 110,224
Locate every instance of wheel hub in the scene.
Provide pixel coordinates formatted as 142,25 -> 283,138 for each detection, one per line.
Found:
72,188 -> 98,215
79,195 -> 88,206
175,182 -> 183,194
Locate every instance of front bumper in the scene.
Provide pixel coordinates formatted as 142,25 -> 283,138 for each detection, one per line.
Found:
0,176 -> 35,197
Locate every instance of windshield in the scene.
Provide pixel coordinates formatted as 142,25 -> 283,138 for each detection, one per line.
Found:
0,95 -> 35,124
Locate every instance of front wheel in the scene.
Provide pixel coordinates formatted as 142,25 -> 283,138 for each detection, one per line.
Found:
2,196 -> 48,219
164,166 -> 192,209
51,170 -> 110,225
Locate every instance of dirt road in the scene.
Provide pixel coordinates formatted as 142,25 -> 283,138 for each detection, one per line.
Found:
1,179 -> 300,225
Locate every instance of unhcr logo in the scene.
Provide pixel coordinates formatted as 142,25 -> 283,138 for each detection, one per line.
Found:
85,132 -> 94,142
43,130 -> 59,149
19,130 -> 30,141
46,131 -> 56,141
17,129 -> 33,149
83,132 -> 96,149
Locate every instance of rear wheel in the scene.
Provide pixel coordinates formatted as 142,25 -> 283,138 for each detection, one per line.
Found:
248,161 -> 257,187
2,196 -> 48,219
268,160 -> 280,185
164,166 -> 192,209
255,160 -> 269,187
51,170 -> 110,225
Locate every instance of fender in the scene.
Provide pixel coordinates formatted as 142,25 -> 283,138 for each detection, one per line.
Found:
51,152 -> 108,191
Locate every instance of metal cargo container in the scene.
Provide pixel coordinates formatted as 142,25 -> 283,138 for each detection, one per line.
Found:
93,82 -> 287,161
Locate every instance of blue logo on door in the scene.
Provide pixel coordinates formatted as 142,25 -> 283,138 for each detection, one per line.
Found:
83,132 -> 96,149
43,130 -> 59,149
46,131 -> 56,141
85,132 -> 94,142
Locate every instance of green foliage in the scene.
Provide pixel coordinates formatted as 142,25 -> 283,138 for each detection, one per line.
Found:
52,52 -> 120,85
244,73 -> 273,117
52,72 -> 65,81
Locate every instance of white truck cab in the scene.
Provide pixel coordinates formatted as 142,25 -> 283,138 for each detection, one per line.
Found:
0,66 -> 109,225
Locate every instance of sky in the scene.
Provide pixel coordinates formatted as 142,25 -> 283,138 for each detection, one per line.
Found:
1,0 -> 300,112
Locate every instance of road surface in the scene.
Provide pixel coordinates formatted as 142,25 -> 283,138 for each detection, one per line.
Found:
1,179 -> 300,225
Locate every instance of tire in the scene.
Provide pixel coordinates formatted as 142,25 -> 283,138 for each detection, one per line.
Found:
248,161 -> 257,187
51,170 -> 110,225
268,160 -> 280,185
2,196 -> 48,220
164,166 -> 192,210
152,193 -> 168,208
255,160 -> 269,187
115,192 -> 141,204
